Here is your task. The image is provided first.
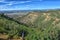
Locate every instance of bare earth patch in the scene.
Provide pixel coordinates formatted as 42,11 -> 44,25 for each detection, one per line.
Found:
0,34 -> 8,40
52,18 -> 60,25
20,12 -> 40,25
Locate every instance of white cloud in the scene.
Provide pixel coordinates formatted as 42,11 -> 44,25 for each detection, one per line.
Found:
17,1 -> 26,3
13,1 -> 31,4
26,5 -> 30,6
0,0 -> 32,10
40,0 -> 43,1
2,1 -> 32,6
26,1 -> 31,2
0,5 -> 7,10
7,3 -> 13,5
0,5 -> 15,10
0,0 -> 32,6
0,0 -> 5,2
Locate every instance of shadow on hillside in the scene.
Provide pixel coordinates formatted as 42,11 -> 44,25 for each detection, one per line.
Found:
0,13 -> 29,27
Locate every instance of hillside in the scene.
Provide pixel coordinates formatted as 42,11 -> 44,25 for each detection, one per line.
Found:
15,10 -> 60,40
0,14 -> 29,40
17,10 -> 60,27
0,10 -> 60,40
19,12 -> 40,26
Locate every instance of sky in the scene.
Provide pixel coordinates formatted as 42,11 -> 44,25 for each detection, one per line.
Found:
0,0 -> 60,10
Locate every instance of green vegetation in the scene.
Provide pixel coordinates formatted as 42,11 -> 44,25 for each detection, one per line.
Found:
0,10 -> 60,40
0,13 -> 28,39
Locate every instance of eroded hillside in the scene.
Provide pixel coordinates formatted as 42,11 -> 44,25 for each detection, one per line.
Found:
16,11 -> 60,28
19,12 -> 40,26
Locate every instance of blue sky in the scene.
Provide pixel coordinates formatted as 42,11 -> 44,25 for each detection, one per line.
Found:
0,0 -> 60,10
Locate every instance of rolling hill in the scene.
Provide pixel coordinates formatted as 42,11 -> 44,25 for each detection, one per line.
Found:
0,10 -> 60,40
